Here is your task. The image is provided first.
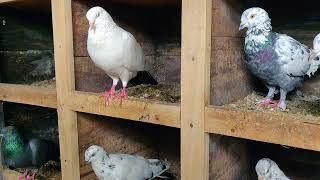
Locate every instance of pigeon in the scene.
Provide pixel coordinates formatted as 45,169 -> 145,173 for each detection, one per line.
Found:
308,33 -> 320,72
239,7 -> 319,110
86,6 -> 157,103
256,158 -> 290,180
0,126 -> 59,180
84,145 -> 170,180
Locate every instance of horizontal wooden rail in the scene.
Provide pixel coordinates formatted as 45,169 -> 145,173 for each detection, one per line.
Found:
205,106 -> 320,151
0,83 -> 57,108
66,91 -> 181,128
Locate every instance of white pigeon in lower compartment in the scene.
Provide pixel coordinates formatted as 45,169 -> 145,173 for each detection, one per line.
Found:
255,158 -> 290,180
308,33 -> 320,75
85,145 -> 170,180
86,6 -> 157,104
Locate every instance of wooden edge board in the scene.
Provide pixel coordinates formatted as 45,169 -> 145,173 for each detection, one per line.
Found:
205,106 -> 320,151
3,169 -> 20,180
65,91 -> 181,128
0,83 -> 57,108
0,0 -> 17,4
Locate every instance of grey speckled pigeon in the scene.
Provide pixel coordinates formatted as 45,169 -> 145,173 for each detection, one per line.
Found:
85,145 -> 170,180
256,158 -> 290,180
239,7 -> 319,110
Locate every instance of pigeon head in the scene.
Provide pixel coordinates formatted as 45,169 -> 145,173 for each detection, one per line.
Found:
85,145 -> 108,164
256,158 -> 282,180
86,6 -> 114,31
310,33 -> 320,60
239,7 -> 271,32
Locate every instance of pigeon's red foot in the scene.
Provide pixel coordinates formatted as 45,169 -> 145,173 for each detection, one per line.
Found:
256,98 -> 277,107
116,88 -> 128,105
26,170 -> 37,180
18,170 -> 28,180
101,86 -> 116,105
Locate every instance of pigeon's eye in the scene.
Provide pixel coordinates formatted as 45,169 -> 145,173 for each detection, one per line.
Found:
91,152 -> 96,157
250,14 -> 256,19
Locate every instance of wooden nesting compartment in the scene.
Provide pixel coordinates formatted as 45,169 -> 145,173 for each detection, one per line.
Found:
71,0 -> 181,126
206,0 -> 320,151
1,103 -> 61,180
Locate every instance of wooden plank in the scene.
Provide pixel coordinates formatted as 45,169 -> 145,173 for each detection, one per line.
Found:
0,83 -> 57,108
3,169 -> 20,180
181,0 -> 212,179
65,91 -> 180,128
51,0 -> 80,179
205,107 -> 320,151
0,0 -> 51,12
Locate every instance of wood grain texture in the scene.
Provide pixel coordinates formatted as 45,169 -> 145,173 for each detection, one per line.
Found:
181,0 -> 212,179
78,113 -> 180,179
205,107 -> 320,151
0,83 -> 57,108
210,37 -> 254,105
65,91 -> 180,128
209,135 -> 250,180
51,0 -> 80,179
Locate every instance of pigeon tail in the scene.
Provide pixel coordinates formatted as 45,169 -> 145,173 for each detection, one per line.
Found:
307,58 -> 320,77
148,159 -> 171,179
129,71 -> 157,86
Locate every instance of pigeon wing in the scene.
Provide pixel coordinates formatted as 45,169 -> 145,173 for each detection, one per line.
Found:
274,33 -> 311,77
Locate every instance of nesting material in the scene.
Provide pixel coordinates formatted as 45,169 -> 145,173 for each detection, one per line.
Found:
224,92 -> 320,119
120,84 -> 180,103
29,78 -> 56,89
13,161 -> 61,180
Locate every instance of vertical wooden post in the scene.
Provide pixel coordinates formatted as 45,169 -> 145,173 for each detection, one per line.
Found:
181,0 -> 212,179
51,0 -> 80,179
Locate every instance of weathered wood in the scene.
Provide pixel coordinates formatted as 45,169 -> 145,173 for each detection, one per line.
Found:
0,0 -> 51,12
3,169 -> 20,180
65,91 -> 180,128
210,37 -> 254,105
205,107 -> 320,151
181,0 -> 212,179
0,83 -> 57,108
51,0 -> 80,179
212,0 -> 244,37
209,134 -> 250,180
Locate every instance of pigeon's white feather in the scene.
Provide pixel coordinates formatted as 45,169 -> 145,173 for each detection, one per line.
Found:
256,158 -> 290,180
85,145 -> 169,180
274,34 -> 311,77
86,7 -> 145,85
307,33 -> 320,76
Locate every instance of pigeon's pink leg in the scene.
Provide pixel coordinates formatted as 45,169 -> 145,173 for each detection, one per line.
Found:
256,98 -> 277,107
26,170 -> 37,180
101,85 -> 116,105
18,170 -> 28,180
117,87 -> 128,105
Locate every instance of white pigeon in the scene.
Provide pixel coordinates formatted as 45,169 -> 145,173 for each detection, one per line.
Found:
255,158 -> 290,180
86,6 -> 156,103
308,33 -> 320,74
84,145 -> 170,180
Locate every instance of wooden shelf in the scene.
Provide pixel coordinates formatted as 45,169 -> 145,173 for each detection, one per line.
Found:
65,91 -> 181,128
0,83 -> 57,108
0,0 -> 51,12
205,106 -> 320,151
3,169 -> 20,180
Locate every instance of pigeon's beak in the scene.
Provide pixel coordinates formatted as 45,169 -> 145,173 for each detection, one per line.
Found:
89,21 -> 96,30
239,21 -> 247,31
258,176 -> 264,180
85,159 -> 90,164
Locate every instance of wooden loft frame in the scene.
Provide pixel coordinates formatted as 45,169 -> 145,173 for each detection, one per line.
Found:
0,0 -> 320,179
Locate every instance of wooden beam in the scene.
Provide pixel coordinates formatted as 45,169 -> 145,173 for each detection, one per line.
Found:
51,0 -> 80,179
205,107 -> 320,152
3,169 -> 20,180
181,0 -> 212,179
0,83 -> 57,108
65,91 -> 180,128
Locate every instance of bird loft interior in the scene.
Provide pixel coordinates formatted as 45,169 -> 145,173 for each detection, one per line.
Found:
0,0 -> 320,179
